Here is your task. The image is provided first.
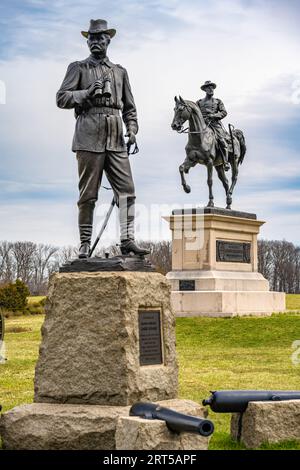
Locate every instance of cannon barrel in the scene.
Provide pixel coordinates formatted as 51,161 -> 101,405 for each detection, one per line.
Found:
203,390 -> 300,413
130,402 -> 214,437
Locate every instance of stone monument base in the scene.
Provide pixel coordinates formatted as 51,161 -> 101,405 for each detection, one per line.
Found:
164,208 -> 285,317
231,400 -> 300,448
0,399 -> 209,450
168,271 -> 285,317
34,272 -> 178,405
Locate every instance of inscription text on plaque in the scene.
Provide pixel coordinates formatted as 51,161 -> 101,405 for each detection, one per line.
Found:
138,310 -> 163,366
216,240 -> 251,263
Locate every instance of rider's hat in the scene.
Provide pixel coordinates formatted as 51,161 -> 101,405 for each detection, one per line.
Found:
201,80 -> 217,91
81,19 -> 116,38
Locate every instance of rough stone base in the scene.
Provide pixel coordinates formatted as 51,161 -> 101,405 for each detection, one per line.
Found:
171,290 -> 285,317
116,417 -> 209,450
231,400 -> 300,448
116,398 -> 210,450
34,272 -> 178,406
0,399 -> 207,450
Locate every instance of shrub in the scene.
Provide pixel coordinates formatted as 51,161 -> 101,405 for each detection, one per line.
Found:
0,280 -> 30,312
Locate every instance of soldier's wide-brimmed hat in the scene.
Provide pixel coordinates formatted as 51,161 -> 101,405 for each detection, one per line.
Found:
201,80 -> 217,91
81,19 -> 116,39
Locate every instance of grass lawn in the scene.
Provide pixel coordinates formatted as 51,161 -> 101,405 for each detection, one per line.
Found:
1,296 -> 300,450
27,296 -> 46,305
286,294 -> 300,311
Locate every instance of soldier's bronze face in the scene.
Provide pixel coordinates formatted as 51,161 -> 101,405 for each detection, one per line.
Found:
87,33 -> 110,56
204,86 -> 214,97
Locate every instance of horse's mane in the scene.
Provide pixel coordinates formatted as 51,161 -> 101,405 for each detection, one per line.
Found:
183,99 -> 205,126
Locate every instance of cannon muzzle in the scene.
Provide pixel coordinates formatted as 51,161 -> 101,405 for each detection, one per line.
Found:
130,402 -> 214,437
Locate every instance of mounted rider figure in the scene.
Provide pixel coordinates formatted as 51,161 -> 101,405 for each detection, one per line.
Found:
197,81 -> 230,171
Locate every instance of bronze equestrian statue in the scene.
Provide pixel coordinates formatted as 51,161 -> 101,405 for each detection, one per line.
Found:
171,81 -> 246,210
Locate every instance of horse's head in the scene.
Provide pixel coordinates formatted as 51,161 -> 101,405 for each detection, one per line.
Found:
171,96 -> 191,132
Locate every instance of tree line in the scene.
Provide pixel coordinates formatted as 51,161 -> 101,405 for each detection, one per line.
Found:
0,239 -> 299,295
258,239 -> 300,294
0,240 -> 171,294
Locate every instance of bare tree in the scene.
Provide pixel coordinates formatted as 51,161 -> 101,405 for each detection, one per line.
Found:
0,241 -> 14,284
11,241 -> 37,285
258,239 -> 300,293
31,244 -> 59,294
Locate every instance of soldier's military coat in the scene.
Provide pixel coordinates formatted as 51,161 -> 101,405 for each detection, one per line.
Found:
196,97 -> 228,143
56,55 -> 138,153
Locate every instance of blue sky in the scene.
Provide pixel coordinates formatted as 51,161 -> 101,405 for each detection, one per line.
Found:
0,0 -> 300,246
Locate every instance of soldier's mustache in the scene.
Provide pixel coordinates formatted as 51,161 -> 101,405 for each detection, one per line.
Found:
91,44 -> 103,49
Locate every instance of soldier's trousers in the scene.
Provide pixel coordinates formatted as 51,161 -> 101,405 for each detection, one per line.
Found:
76,150 -> 136,241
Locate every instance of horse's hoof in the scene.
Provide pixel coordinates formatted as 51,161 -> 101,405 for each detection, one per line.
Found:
226,205 -> 231,210
226,194 -> 232,205
206,201 -> 214,208
184,185 -> 191,194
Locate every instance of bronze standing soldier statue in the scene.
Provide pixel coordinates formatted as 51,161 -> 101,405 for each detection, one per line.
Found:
196,81 -> 230,171
57,19 -> 149,258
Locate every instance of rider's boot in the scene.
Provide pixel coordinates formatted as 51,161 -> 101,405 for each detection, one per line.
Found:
221,144 -> 230,171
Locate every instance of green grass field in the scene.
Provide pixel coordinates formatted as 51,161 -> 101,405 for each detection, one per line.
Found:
286,294 -> 300,311
1,295 -> 300,450
27,296 -> 46,305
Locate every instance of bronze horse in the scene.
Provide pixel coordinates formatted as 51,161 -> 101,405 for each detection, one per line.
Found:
171,96 -> 246,209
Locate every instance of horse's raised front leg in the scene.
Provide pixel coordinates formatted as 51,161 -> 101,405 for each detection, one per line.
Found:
179,156 -> 194,194
206,160 -> 214,207
179,163 -> 191,193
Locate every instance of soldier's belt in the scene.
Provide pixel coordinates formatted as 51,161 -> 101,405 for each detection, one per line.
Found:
87,107 -> 120,116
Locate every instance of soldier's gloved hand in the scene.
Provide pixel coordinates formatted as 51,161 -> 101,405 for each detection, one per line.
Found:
87,79 -> 103,97
125,131 -> 137,153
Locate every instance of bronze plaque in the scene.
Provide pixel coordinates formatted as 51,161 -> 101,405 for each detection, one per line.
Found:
179,280 -> 195,291
138,310 -> 163,366
216,241 -> 251,263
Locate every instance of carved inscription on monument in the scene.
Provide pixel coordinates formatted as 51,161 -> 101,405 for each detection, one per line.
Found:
216,240 -> 251,263
138,310 -> 163,366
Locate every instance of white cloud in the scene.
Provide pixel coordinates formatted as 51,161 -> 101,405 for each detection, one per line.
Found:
0,0 -> 300,245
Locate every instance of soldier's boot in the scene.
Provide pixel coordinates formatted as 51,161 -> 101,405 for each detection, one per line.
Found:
119,200 -> 149,256
79,225 -> 93,258
78,201 -> 94,259
120,239 -> 150,256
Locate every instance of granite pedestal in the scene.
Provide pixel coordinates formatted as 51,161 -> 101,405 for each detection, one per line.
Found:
0,271 -> 210,450
164,208 -> 285,317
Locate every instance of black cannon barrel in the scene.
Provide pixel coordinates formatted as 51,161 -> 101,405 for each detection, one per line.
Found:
203,390 -> 300,413
130,402 -> 214,437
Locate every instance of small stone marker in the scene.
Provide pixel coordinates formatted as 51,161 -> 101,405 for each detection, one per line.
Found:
231,400 -> 300,448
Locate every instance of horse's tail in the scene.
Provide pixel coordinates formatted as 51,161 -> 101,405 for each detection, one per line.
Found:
233,129 -> 246,165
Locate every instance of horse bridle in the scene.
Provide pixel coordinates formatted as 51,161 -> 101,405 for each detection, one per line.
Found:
175,102 -> 211,134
